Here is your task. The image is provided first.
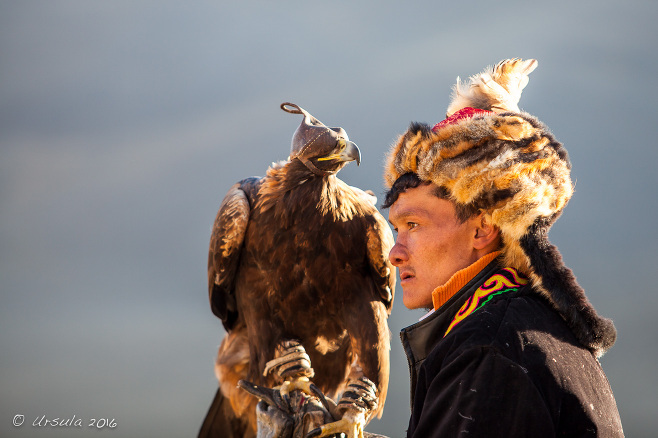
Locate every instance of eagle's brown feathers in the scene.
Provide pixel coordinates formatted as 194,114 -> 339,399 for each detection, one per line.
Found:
204,105 -> 395,437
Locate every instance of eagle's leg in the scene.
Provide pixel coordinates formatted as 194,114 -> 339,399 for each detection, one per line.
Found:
263,340 -> 317,403
307,377 -> 378,438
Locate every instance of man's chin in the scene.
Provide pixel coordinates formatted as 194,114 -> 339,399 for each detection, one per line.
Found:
402,289 -> 433,310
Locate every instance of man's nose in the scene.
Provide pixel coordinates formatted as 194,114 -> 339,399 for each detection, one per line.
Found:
388,241 -> 408,266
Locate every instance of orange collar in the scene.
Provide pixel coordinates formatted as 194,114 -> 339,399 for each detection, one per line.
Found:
431,251 -> 501,310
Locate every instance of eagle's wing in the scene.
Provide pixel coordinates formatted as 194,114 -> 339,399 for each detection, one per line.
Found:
333,201 -> 396,424
347,185 -> 395,308
366,209 -> 396,310
208,179 -> 257,331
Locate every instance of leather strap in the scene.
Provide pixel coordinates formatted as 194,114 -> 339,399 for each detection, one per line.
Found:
296,156 -> 337,177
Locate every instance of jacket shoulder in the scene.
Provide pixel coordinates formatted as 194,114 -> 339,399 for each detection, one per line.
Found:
419,288 -> 623,437
441,284 -> 577,354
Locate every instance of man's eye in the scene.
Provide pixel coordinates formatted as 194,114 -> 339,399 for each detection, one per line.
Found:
408,222 -> 418,230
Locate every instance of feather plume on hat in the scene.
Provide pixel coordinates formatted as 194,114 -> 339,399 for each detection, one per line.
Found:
384,58 -> 616,357
447,58 -> 538,116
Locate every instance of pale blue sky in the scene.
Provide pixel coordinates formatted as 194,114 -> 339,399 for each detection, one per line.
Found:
2,1 -> 657,436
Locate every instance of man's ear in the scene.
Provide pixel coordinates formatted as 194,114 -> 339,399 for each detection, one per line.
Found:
473,214 -> 500,250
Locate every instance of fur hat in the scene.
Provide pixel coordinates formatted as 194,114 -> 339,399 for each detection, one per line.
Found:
384,59 -> 616,356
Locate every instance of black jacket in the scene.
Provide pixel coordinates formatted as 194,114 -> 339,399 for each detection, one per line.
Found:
400,260 -> 623,437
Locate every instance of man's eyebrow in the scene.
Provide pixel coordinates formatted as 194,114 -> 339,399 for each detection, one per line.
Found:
388,208 -> 428,225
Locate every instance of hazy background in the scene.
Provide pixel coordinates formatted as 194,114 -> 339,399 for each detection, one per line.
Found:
2,1 -> 657,437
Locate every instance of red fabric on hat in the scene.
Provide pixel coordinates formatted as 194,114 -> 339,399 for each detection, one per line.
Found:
432,107 -> 493,132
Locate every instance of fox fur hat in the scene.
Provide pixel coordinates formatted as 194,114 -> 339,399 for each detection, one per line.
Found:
384,58 -> 616,356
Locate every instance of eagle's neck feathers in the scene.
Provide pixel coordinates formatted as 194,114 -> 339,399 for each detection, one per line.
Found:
256,160 -> 369,223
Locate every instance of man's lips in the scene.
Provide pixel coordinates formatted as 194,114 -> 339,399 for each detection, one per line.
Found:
399,270 -> 415,282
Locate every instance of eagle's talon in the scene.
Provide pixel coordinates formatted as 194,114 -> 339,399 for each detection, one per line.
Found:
310,383 -> 339,420
304,377 -> 378,438
307,426 -> 321,438
279,376 -> 313,399
305,415 -> 366,438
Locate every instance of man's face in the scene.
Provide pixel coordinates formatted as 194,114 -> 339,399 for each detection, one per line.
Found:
388,184 -> 479,310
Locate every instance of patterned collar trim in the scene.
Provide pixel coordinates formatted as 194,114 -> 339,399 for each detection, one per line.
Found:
444,267 -> 528,337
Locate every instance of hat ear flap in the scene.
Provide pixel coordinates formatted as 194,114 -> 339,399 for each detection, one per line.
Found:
519,217 -> 617,357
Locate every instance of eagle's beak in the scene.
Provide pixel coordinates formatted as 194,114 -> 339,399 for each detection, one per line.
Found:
317,140 -> 362,166
339,141 -> 361,166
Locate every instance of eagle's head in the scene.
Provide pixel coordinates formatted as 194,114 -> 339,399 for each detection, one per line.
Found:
282,102 -> 360,176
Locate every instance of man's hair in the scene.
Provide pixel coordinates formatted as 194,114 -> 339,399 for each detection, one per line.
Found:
382,172 -> 479,222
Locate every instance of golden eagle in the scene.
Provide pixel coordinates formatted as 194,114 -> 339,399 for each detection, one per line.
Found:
199,103 -> 395,438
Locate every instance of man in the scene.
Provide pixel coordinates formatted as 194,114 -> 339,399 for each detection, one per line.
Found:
382,58 -> 623,437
